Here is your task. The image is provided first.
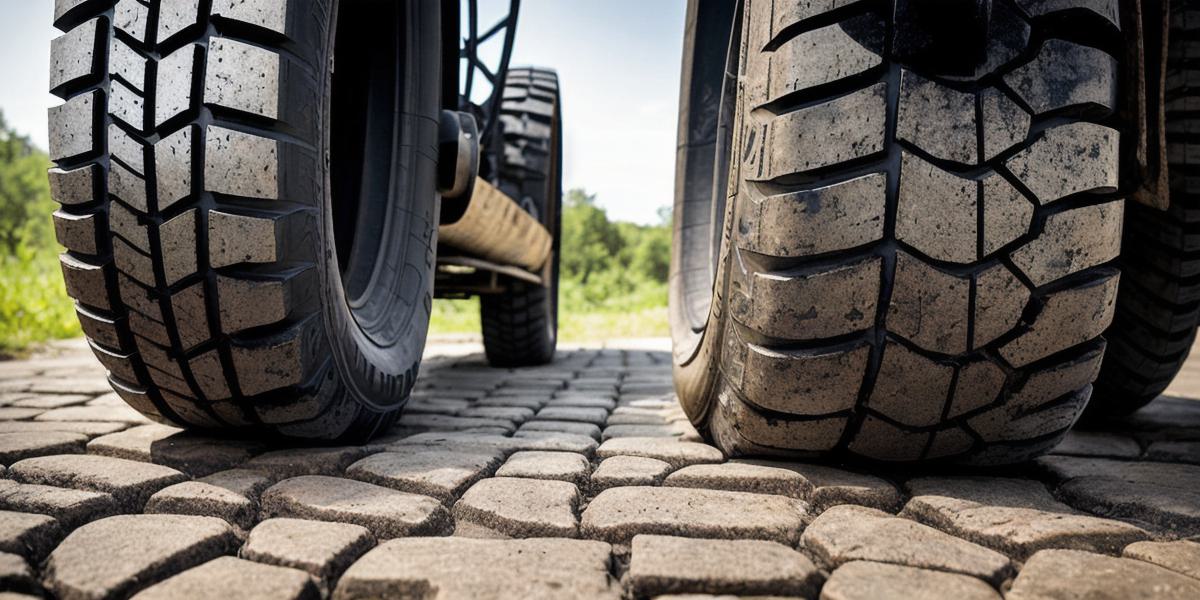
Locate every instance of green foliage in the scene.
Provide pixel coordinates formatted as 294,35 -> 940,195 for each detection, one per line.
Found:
433,188 -> 671,340
0,111 -> 80,356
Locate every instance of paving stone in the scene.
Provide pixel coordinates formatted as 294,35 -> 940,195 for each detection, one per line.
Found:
595,437 -> 723,469
242,518 -> 374,580
474,397 -> 545,410
801,505 -> 1013,584
518,420 -> 603,440
8,454 -> 186,510
198,468 -> 272,500
131,556 -> 319,600
664,462 -> 814,499
35,404 -> 150,424
1037,456 -> 1200,536
1122,540 -> 1200,580
821,561 -> 1003,600
902,476 -> 1149,559
43,514 -> 236,600
0,421 -> 127,437
534,406 -> 609,425
1052,430 -> 1142,459
0,432 -> 87,465
346,449 -> 500,503
144,481 -> 255,529
1146,440 -> 1200,465
547,396 -> 617,410
453,477 -> 581,538
581,486 -> 806,545
0,551 -> 36,595
87,425 -> 263,476
10,394 -> 91,409
590,456 -> 673,491
768,462 -> 901,512
333,537 -> 619,600
1008,549 -> 1200,600
510,431 -> 601,455
495,451 -> 590,484
243,447 -> 366,479
602,423 -> 688,440
0,480 -> 117,531
397,413 -> 516,434
0,408 -> 43,420
458,406 -> 535,423
0,510 -> 62,562
627,534 -> 819,597
260,476 -> 451,539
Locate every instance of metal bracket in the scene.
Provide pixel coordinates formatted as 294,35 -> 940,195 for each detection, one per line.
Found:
437,110 -> 480,200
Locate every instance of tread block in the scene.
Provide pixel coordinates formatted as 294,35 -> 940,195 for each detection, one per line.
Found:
209,210 -> 281,267
230,316 -> 318,396
53,0 -> 93,25
969,384 -> 1090,443
109,200 -> 150,251
59,253 -> 112,310
110,38 -> 146,91
764,0 -> 865,44
981,174 -> 1033,256
158,0 -> 202,43
155,45 -> 198,127
764,15 -> 883,104
204,126 -> 279,199
204,37 -> 280,119
1005,39 -> 1117,115
171,282 -> 212,350
109,159 -> 148,212
1015,0 -> 1120,30
848,415 -> 930,462
118,274 -> 165,322
108,124 -> 145,174
1005,122 -> 1119,204
889,252 -> 970,354
1010,200 -> 1122,287
48,164 -> 99,205
897,70 -> 976,164
217,269 -> 311,334
108,375 -> 165,421
129,310 -> 172,348
213,0 -> 289,34
925,427 -> 976,459
980,88 -> 1030,161
76,303 -> 124,349
48,91 -> 99,161
731,257 -> 881,340
109,78 -> 145,131
113,236 -> 155,286
868,341 -> 954,427
160,389 -> 224,428
49,18 -> 101,91
190,350 -> 233,401
52,210 -> 100,255
973,263 -> 1030,348
736,173 -> 885,258
724,326 -> 868,416
948,360 -> 1007,419
88,339 -> 139,382
897,152 -> 977,263
999,272 -> 1118,367
757,83 -> 887,179
135,335 -> 185,378
720,388 -> 848,453
114,0 -> 150,42
160,209 -> 199,286
155,126 -> 194,212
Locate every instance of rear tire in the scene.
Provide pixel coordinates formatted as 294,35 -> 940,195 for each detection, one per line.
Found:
671,0 -> 1127,464
1090,2 -> 1200,416
48,0 -> 441,440
480,68 -> 562,367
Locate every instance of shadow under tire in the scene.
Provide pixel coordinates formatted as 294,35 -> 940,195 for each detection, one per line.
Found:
670,0 -> 1128,464
1090,2 -> 1200,416
48,0 -> 441,440
479,67 -> 563,367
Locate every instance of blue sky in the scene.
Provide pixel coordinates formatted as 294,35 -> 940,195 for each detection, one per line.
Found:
0,1 -> 685,224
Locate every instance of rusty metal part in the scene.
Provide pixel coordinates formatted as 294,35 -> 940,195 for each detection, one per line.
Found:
438,255 -> 543,285
437,110 -> 481,199
1127,0 -> 1170,209
438,178 -> 553,271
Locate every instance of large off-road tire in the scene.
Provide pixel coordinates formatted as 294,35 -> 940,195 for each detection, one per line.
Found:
671,0 -> 1127,464
1090,3 -> 1200,416
480,68 -> 562,367
48,0 -> 441,440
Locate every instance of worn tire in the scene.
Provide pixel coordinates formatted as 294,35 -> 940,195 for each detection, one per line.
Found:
479,68 -> 562,367
671,0 -> 1127,464
1090,3 -> 1200,416
48,0 -> 441,440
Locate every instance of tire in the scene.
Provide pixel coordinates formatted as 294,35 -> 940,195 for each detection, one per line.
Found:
670,0 -> 1127,464
479,68 -> 562,367
1090,3 -> 1200,416
48,0 -> 441,440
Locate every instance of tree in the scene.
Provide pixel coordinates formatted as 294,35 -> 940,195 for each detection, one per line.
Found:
0,111 -> 55,255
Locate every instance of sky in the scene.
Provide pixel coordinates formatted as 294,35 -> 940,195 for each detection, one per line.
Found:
0,1 -> 685,225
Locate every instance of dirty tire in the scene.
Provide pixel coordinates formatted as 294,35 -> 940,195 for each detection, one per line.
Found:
479,68 -> 562,367
670,0 -> 1127,464
1090,3 -> 1200,416
48,0 -> 441,440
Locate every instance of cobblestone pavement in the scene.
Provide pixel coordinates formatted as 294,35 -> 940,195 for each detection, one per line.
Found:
1,338 -> 1199,599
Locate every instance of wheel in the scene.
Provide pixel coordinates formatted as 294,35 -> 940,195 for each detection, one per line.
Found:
47,0 -> 441,440
479,67 -> 562,367
1090,3 -> 1200,416
671,0 -> 1127,464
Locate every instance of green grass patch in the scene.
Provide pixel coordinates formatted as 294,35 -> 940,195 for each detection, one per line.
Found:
0,248 -> 80,357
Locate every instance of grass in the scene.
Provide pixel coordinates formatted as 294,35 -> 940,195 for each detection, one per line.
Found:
0,247 -> 80,357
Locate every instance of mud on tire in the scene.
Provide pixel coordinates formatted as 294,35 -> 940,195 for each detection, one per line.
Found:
671,0 -> 1127,464
48,0 -> 441,440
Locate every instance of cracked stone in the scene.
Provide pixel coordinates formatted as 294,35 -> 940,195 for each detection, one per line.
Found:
627,534 -> 820,598
8,454 -> 186,511
453,477 -> 581,538
144,481 -> 256,529
0,480 -> 117,531
261,476 -> 451,539
495,451 -> 590,484
663,462 -> 813,499
589,456 -> 673,492
595,437 -> 723,469
131,556 -> 319,600
345,449 -> 500,504
242,518 -> 374,581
